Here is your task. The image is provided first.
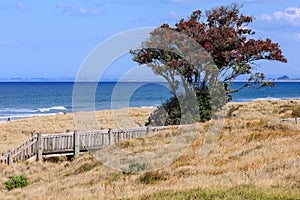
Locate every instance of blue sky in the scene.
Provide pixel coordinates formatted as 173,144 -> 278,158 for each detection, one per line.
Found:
0,0 -> 299,80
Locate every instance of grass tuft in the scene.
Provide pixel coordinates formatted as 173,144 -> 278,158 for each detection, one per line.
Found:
139,171 -> 167,185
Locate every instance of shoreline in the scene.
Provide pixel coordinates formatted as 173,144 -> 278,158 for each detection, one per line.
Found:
0,106 -> 157,124
0,105 -> 158,123
1,98 -> 300,123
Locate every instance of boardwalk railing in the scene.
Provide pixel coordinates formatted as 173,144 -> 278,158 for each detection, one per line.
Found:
41,132 -> 74,154
0,126 -> 168,165
1,134 -> 38,165
281,117 -> 299,124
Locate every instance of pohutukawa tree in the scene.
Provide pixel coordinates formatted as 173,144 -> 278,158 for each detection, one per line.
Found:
130,4 -> 287,125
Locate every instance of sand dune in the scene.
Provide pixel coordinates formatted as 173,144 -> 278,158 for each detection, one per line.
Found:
0,100 -> 299,199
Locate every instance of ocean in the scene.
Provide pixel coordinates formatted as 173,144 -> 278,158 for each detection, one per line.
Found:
0,82 -> 299,121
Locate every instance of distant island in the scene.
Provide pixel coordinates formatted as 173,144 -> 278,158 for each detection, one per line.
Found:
277,75 -> 290,80
272,75 -> 300,82
231,75 -> 300,82
0,77 -> 74,82
0,75 -> 299,82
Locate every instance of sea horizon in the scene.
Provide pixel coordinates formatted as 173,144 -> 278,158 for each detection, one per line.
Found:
0,81 -> 300,121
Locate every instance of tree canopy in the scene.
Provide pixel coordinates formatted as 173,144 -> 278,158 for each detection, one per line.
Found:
130,3 -> 287,125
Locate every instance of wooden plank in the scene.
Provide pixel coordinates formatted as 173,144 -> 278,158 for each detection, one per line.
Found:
37,133 -> 43,161
74,131 -> 80,157
59,135 -> 62,150
42,132 -> 73,137
281,117 -> 299,124
9,139 -> 37,157
101,132 -> 104,146
43,152 -> 75,158
108,129 -> 112,145
7,135 -> 38,164
88,133 -> 91,148
8,154 -> 12,165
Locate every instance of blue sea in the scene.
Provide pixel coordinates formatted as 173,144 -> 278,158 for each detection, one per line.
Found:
0,82 -> 299,121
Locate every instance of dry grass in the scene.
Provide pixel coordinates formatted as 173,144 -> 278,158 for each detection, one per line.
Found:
0,100 -> 300,199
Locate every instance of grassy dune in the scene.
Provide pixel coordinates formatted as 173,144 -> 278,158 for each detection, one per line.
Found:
0,100 -> 300,199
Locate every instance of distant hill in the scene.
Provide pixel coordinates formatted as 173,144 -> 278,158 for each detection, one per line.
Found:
277,75 -> 290,80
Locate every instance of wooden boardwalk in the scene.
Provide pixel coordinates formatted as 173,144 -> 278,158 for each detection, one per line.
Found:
0,126 -> 167,165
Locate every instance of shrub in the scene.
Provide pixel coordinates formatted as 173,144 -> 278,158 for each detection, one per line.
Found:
145,94 -> 208,126
5,174 -> 29,191
145,96 -> 181,126
145,85 -> 227,126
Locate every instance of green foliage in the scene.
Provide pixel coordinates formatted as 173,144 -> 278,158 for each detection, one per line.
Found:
122,162 -> 148,175
146,86 -> 226,126
146,96 -> 181,126
5,174 -> 29,191
131,3 -> 287,126
146,93 -> 213,126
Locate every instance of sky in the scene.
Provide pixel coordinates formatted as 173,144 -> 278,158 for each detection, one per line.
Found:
0,0 -> 299,80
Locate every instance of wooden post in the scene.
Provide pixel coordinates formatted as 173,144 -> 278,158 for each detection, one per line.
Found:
8,153 -> 13,165
101,132 -> 104,146
31,132 -> 35,156
295,118 -> 298,125
74,131 -> 80,158
146,125 -> 152,136
31,132 -> 36,138
37,133 -> 43,161
108,128 -> 112,145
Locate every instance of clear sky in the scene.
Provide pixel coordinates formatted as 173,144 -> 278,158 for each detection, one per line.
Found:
0,0 -> 299,80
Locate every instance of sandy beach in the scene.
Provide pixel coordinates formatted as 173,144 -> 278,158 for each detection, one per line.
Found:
0,99 -> 299,199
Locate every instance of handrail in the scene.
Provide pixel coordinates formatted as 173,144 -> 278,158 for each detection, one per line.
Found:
1,125 -> 173,165
281,117 -> 299,124
7,135 -> 38,165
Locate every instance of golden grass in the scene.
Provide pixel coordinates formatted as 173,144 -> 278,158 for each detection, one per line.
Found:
0,100 -> 300,199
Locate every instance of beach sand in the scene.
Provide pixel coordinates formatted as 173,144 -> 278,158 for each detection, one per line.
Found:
0,100 -> 299,199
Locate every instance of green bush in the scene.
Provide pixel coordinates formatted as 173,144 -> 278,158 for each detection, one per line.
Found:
145,96 -> 182,126
145,84 -> 227,126
5,174 -> 29,191
146,92 -> 215,126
